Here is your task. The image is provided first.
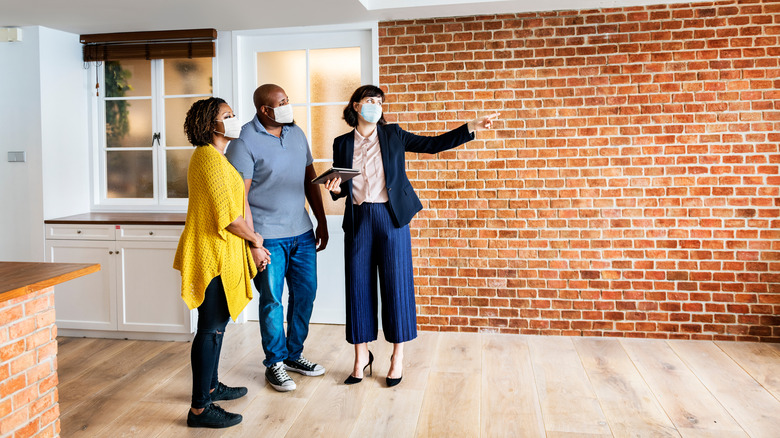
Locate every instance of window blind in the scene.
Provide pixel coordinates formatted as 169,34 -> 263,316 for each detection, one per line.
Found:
80,29 -> 217,62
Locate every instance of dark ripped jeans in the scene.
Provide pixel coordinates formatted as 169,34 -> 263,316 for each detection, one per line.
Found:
190,276 -> 230,409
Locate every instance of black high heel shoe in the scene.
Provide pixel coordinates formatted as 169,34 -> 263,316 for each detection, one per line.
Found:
386,355 -> 403,387
344,351 -> 373,385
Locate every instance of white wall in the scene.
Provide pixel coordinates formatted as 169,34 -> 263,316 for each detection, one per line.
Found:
0,27 -> 45,261
39,27 -> 90,220
0,26 -> 88,262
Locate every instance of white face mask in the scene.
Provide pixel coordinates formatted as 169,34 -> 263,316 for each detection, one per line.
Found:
216,116 -> 242,139
267,104 -> 294,124
360,103 -> 383,124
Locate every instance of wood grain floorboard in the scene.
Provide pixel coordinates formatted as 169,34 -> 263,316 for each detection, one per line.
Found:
574,337 -> 679,438
528,336 -> 612,437
670,340 -> 780,438
56,324 -> 780,437
481,334 -> 545,438
621,338 -> 748,438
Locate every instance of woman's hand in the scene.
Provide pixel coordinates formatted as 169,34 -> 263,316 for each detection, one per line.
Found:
251,246 -> 271,272
468,112 -> 500,132
250,231 -> 263,249
324,176 -> 342,194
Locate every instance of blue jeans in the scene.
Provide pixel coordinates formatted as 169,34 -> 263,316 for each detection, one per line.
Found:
255,230 -> 317,368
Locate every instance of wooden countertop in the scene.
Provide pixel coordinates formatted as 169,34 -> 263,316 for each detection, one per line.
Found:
0,262 -> 101,303
44,212 -> 186,226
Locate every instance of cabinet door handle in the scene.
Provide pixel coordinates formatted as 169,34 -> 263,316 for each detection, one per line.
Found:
115,250 -> 120,255
109,251 -> 113,254
149,231 -> 154,235
77,230 -> 82,234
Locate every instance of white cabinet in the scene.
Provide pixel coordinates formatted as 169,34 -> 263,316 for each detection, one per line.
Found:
44,238 -> 117,331
45,223 -> 194,340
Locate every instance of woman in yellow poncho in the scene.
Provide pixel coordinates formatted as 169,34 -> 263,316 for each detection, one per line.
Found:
174,97 -> 271,429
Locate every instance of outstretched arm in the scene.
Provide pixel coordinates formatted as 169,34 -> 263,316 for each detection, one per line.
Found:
402,112 -> 501,154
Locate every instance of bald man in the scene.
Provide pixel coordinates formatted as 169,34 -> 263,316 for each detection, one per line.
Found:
226,84 -> 328,392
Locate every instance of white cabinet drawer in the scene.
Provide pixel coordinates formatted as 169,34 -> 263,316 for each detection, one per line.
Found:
117,225 -> 183,241
46,224 -> 116,240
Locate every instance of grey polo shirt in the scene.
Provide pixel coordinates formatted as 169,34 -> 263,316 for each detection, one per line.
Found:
225,115 -> 314,239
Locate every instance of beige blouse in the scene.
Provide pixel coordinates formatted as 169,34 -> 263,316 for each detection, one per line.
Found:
352,128 -> 389,204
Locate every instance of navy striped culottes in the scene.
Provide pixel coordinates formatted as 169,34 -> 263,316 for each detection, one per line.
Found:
345,202 -> 417,344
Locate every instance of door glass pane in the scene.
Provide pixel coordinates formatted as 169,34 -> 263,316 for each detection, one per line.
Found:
105,99 -> 152,148
311,105 -> 349,160
293,106 -> 308,139
166,148 -> 193,198
107,150 -> 153,198
165,97 -> 202,147
257,50 -> 306,104
310,47 -> 361,103
163,58 -> 213,96
105,59 -> 151,97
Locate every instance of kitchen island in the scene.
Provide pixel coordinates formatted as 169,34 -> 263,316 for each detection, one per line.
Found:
0,261 -> 99,438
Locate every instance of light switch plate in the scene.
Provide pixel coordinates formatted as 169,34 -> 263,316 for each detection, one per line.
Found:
8,151 -> 26,162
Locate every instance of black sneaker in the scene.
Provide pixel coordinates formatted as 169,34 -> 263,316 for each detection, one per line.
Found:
211,382 -> 248,401
284,356 -> 326,377
187,403 -> 242,428
265,362 -> 296,392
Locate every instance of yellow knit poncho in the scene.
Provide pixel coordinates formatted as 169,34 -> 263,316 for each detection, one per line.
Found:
173,144 -> 257,321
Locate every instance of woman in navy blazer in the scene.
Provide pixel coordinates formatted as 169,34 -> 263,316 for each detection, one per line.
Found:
325,85 -> 498,387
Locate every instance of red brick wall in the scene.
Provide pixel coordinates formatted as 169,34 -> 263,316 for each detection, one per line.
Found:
0,288 -> 60,437
379,0 -> 780,341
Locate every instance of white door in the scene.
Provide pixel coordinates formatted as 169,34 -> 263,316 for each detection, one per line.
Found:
234,26 -> 377,324
45,240 -> 117,331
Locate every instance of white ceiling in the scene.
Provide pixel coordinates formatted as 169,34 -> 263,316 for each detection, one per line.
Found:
0,0 -> 702,35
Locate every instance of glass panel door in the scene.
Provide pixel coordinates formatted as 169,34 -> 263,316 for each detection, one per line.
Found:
236,27 -> 376,324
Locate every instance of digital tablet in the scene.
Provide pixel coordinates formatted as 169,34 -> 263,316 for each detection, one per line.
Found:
311,167 -> 361,184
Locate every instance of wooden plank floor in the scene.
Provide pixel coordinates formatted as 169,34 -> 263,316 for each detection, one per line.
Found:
57,323 -> 780,437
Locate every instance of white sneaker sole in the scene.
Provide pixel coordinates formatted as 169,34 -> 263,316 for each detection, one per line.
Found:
267,378 -> 296,392
284,364 -> 325,377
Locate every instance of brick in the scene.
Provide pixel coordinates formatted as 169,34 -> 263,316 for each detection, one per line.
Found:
0,409 -> 27,435
0,304 -> 24,327
12,385 -> 37,409
13,420 -> 39,438
0,340 -> 25,363
375,6 -> 780,341
9,352 -> 36,376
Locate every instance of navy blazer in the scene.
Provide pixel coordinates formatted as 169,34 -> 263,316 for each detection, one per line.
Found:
331,123 -> 475,232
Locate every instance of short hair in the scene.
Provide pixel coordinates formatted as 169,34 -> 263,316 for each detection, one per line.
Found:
343,85 -> 387,128
253,84 -> 281,111
183,97 -> 226,147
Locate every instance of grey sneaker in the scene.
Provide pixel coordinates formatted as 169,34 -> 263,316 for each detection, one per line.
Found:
284,356 -> 325,377
266,362 -> 296,392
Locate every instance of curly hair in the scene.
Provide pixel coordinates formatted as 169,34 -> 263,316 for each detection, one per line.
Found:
183,97 -> 227,147
343,85 -> 387,128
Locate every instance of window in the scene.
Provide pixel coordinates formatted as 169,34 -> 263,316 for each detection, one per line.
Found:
97,57 -> 214,207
